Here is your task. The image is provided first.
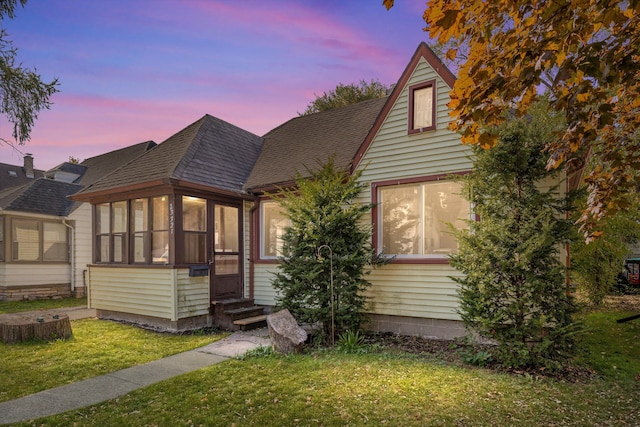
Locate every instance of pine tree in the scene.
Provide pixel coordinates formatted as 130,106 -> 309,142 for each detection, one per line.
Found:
270,158 -> 385,345
450,102 -> 578,368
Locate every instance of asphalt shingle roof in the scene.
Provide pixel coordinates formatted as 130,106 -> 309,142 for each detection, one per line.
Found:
0,162 -> 44,190
78,140 -> 157,186
0,178 -> 83,216
245,96 -> 387,191
78,115 -> 263,196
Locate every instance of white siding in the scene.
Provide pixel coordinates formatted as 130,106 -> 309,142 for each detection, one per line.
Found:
1,263 -> 69,286
69,203 -> 92,291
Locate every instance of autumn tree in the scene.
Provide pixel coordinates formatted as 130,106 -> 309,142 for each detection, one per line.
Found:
300,79 -> 390,115
383,0 -> 640,237
0,0 -> 58,145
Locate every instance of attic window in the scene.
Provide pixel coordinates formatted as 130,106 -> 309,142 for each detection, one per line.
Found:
408,80 -> 436,134
8,171 -> 17,177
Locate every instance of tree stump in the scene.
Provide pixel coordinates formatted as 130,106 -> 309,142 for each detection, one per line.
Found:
0,311 -> 72,344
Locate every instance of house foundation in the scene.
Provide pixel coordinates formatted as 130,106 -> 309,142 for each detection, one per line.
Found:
364,313 -> 468,340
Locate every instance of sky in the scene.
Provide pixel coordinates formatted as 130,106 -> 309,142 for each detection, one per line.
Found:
0,1 -> 432,171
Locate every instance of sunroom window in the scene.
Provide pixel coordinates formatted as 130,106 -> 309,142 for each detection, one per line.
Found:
182,196 -> 206,264
378,179 -> 469,258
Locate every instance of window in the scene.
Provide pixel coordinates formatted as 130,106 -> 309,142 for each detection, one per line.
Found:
95,202 -> 128,263
214,205 -> 239,274
377,179 -> 469,259
98,197 -> 170,265
260,200 -> 289,258
43,222 -> 68,261
183,196 -> 206,263
10,219 -> 68,262
408,80 -> 436,134
151,196 -> 169,263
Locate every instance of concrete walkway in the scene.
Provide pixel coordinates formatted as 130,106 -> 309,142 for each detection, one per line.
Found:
0,307 -> 271,425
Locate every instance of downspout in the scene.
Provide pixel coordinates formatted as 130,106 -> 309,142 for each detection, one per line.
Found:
248,201 -> 258,299
62,220 -> 75,294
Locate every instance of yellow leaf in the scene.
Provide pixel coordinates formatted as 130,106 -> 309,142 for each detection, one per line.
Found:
478,132 -> 498,149
576,92 -> 589,102
382,0 -> 394,11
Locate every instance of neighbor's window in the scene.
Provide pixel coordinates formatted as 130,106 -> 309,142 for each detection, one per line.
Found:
43,222 -> 68,261
408,80 -> 436,134
183,196 -> 206,264
260,200 -> 289,258
10,219 -> 68,262
378,179 -> 469,258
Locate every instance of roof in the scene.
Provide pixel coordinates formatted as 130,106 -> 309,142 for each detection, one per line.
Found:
78,140 -> 157,186
0,162 -> 44,190
0,178 -> 83,216
76,115 -> 263,197
245,96 -> 387,191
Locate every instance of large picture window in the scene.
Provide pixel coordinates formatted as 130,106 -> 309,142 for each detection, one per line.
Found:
260,200 -> 289,259
408,80 -> 436,134
377,179 -> 469,259
10,218 -> 68,262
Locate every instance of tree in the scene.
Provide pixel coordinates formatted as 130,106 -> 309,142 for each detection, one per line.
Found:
0,0 -> 58,145
300,79 -> 390,115
383,0 -> 640,238
270,158 -> 386,345
449,102 -> 578,369
570,165 -> 640,305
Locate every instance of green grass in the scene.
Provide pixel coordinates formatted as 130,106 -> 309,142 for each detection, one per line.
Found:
0,319 -> 225,403
0,297 -> 88,314
4,306 -> 637,427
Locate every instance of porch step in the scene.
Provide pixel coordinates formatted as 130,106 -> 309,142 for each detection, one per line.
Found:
224,306 -> 265,321
233,314 -> 268,331
211,298 -> 266,331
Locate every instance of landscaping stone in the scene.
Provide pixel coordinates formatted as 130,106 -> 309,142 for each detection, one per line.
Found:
266,309 -> 307,354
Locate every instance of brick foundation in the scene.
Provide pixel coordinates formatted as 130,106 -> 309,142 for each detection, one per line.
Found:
0,283 -> 72,302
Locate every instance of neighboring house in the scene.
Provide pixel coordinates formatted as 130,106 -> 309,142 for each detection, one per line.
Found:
0,154 -> 44,190
72,43 -> 485,338
0,142 -> 156,301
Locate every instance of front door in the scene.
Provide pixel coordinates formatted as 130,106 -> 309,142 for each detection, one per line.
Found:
210,204 -> 243,300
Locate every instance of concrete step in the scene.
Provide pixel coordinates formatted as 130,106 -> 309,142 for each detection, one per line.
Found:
225,306 -> 265,321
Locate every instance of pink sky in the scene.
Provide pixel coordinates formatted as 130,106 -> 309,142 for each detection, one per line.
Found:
0,1 -> 432,171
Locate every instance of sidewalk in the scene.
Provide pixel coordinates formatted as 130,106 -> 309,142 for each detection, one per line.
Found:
0,308 -> 271,425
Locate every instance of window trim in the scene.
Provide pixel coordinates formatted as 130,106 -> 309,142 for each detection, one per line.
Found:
371,173 -> 470,265
408,79 -> 437,135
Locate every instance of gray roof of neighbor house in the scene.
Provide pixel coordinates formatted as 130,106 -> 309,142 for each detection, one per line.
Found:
245,96 -> 387,191
76,114 -> 263,196
0,161 -> 44,190
0,178 -> 83,216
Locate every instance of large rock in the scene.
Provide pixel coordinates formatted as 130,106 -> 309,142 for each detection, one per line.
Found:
266,309 -> 307,354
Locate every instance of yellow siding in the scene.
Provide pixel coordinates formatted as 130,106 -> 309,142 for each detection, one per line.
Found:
89,266 -> 176,320
354,57 -> 471,321
243,201 -> 253,299
176,269 -> 209,318
253,263 -> 278,306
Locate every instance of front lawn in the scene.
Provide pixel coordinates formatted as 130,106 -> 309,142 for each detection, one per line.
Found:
0,297 -> 88,314
7,297 -> 639,426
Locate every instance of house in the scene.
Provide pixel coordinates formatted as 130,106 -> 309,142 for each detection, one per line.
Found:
71,43 -> 484,338
0,154 -> 44,190
0,142 -> 156,301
